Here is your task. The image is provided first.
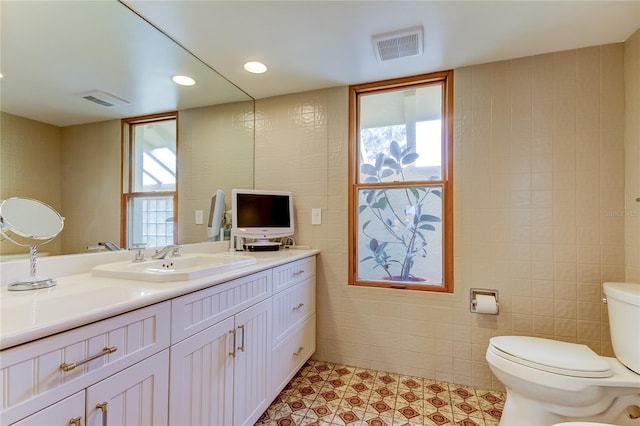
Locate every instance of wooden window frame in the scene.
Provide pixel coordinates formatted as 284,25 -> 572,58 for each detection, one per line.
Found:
348,71 -> 454,292
121,112 -> 179,248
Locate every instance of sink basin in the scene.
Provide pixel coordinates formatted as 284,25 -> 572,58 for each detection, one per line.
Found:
91,253 -> 257,282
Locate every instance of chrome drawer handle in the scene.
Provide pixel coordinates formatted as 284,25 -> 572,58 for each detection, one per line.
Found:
293,346 -> 304,356
293,270 -> 305,276
292,303 -> 305,311
60,346 -> 117,372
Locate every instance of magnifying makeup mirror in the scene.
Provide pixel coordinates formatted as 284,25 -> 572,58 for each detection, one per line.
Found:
0,197 -> 64,291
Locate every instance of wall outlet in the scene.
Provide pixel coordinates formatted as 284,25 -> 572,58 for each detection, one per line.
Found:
311,208 -> 321,225
195,210 -> 203,225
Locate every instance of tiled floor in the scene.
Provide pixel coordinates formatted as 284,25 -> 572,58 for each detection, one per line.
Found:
256,360 -> 505,426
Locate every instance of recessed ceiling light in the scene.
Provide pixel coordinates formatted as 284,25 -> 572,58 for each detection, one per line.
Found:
244,61 -> 267,74
171,75 -> 196,86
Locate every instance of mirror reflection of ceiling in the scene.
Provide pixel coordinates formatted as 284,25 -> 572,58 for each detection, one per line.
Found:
0,0 -> 252,127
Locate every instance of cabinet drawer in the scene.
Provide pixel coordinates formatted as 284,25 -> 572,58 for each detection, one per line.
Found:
171,270 -> 272,343
11,391 -> 84,426
0,302 -> 170,425
272,256 -> 315,293
272,278 -> 315,346
271,314 -> 316,395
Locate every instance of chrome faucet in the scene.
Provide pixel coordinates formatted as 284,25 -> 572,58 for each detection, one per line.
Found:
151,244 -> 182,259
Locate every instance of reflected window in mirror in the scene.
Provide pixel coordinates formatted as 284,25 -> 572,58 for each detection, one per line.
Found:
122,112 -> 178,249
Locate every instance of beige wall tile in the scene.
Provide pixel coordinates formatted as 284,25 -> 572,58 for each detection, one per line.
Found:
625,29 -> 640,281
249,42 -> 633,392
178,101 -> 255,244
60,120 -> 121,254
0,113 -> 63,256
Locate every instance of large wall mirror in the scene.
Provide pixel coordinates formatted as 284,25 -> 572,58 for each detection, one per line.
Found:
0,1 -> 255,258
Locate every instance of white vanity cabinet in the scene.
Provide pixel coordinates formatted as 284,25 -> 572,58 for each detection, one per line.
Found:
1,252 -> 318,426
1,302 -> 171,426
167,257 -> 317,426
271,257 -> 316,393
12,351 -> 169,426
168,270 -> 273,426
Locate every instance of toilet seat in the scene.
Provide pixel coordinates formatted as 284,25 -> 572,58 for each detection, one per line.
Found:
489,336 -> 613,378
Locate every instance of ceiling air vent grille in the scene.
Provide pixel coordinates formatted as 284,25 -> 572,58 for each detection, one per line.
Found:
372,27 -> 424,62
83,95 -> 114,107
80,90 -> 130,107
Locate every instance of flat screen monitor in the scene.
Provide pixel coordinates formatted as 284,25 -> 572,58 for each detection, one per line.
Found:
231,189 -> 294,241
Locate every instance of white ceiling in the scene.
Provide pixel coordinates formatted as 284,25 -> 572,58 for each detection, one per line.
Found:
2,1 -> 639,127
0,1 -> 252,127
124,0 -> 640,100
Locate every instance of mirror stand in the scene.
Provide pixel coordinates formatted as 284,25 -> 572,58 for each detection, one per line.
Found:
1,197 -> 64,291
9,244 -> 56,291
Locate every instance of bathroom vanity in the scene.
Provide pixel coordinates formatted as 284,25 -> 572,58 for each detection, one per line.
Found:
0,249 -> 317,426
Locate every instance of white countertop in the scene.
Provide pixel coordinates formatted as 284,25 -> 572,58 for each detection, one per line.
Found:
0,248 -> 318,350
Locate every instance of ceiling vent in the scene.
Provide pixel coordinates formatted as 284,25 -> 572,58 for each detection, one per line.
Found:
372,26 -> 424,62
80,90 -> 130,107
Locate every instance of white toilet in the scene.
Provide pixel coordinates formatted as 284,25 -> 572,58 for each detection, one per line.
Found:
486,282 -> 640,426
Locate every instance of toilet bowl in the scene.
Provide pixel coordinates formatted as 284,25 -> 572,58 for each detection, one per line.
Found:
486,282 -> 640,426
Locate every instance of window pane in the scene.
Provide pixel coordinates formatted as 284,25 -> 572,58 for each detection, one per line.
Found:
128,196 -> 174,248
356,185 -> 443,285
132,120 -> 176,192
359,84 -> 443,182
350,71 -> 452,292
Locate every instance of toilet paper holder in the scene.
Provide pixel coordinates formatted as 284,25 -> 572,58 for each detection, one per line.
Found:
470,288 -> 499,314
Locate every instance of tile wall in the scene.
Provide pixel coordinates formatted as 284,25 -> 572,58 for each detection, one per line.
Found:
61,120 -> 121,254
178,101 -> 254,245
625,29 -> 640,282
255,40 -> 636,390
0,112 -> 63,256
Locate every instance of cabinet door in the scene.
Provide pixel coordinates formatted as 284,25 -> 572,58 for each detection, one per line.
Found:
85,350 -> 169,426
233,298 -> 272,426
168,316 -> 235,426
11,391 -> 85,426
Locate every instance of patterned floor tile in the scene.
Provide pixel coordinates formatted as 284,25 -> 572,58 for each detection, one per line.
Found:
257,360 -> 505,426
424,411 -> 454,426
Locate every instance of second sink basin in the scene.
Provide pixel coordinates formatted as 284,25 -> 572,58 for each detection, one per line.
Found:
92,253 -> 257,282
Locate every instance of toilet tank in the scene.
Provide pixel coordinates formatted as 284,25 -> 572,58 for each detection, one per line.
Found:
603,282 -> 640,374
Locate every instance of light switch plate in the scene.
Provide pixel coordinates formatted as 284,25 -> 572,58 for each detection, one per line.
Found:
195,210 -> 203,225
311,208 -> 321,225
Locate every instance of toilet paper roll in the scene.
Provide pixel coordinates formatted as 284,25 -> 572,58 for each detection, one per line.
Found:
474,294 -> 498,314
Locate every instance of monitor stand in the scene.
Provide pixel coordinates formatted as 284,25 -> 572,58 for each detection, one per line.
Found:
243,239 -> 281,252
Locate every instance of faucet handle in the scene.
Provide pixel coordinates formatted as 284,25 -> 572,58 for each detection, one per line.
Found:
130,243 -> 147,262
132,248 -> 145,262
